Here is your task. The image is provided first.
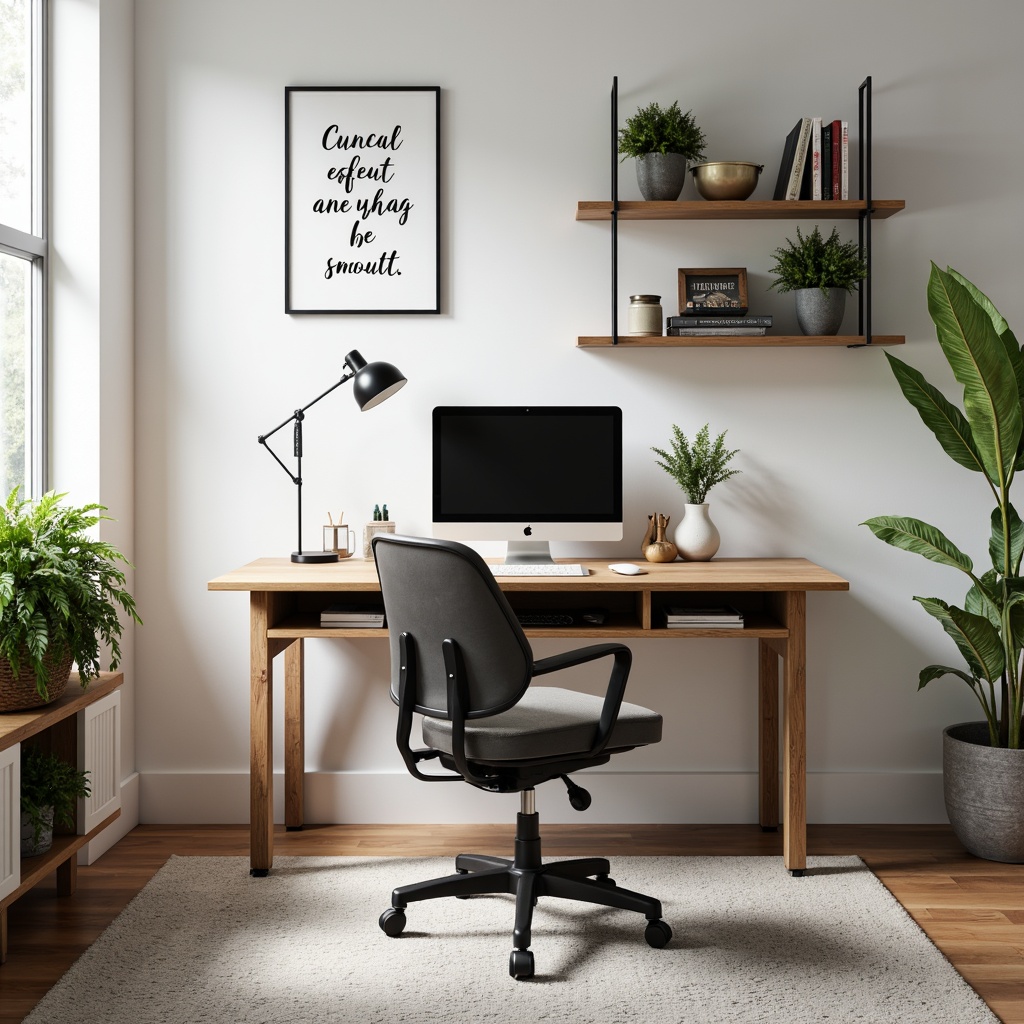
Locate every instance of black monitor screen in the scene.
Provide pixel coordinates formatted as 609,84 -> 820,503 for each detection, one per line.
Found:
432,407 -> 622,522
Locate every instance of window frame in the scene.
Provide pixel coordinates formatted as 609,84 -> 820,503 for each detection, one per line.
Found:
0,0 -> 47,497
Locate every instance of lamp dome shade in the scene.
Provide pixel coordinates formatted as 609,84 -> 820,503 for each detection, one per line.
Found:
344,350 -> 408,411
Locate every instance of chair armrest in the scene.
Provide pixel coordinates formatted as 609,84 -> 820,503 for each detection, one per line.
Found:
532,643 -> 630,677
532,643 -> 632,761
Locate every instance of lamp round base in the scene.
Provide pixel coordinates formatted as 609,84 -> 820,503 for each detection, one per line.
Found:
291,551 -> 339,564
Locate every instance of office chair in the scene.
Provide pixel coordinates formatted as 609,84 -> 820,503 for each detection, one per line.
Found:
372,534 -> 672,980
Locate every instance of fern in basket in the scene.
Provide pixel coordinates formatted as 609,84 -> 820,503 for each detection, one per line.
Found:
652,424 -> 740,505
0,489 -> 142,702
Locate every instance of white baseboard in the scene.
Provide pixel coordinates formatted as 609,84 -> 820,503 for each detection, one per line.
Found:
138,770 -> 947,825
79,771 -> 140,865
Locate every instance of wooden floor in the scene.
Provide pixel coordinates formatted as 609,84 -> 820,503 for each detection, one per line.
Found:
2,823 -> 1022,1022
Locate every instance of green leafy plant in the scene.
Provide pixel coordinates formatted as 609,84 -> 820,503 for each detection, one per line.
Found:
767,225 -> 867,294
863,264 -> 1024,749
0,489 -> 141,702
21,746 -> 90,849
652,424 -> 740,505
618,101 -> 707,162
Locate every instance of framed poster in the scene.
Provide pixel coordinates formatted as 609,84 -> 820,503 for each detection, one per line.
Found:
677,267 -> 749,316
285,86 -> 440,314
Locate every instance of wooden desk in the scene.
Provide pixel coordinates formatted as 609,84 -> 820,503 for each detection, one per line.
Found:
208,557 -> 848,876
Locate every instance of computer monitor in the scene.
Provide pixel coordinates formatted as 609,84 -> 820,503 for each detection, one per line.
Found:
432,406 -> 623,563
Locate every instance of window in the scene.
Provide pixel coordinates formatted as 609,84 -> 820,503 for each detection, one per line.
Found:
0,0 -> 45,499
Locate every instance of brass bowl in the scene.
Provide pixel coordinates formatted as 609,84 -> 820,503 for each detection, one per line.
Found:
689,161 -> 764,201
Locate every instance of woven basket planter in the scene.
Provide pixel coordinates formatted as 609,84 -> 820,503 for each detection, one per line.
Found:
0,647 -> 74,712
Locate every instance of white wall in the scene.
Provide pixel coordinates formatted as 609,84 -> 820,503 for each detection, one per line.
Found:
132,0 -> 1024,824
50,0 -> 137,858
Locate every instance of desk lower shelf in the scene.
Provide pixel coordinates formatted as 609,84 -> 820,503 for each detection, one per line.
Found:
268,612 -> 788,641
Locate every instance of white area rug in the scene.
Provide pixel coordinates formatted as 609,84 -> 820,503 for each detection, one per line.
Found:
26,855 -> 997,1024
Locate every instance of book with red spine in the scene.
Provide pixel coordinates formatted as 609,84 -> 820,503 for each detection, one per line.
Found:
830,118 -> 842,200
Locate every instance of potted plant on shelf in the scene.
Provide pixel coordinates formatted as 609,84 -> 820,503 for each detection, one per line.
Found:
20,746 -> 91,856
618,100 -> 707,202
767,225 -> 867,335
652,423 -> 740,561
0,489 -> 141,712
863,263 -> 1024,862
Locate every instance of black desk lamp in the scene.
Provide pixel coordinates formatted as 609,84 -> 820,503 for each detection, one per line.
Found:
258,349 -> 407,563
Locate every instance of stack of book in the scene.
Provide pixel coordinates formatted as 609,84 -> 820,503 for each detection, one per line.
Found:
773,117 -> 849,202
663,606 -> 744,629
320,605 -> 386,628
667,315 -> 772,337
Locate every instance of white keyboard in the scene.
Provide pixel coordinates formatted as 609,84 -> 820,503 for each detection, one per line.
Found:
490,563 -> 588,577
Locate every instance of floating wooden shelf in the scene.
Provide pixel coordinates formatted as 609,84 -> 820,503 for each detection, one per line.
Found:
575,199 -> 906,221
577,334 -> 905,348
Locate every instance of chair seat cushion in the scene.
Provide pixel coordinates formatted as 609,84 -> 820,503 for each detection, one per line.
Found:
421,685 -> 662,762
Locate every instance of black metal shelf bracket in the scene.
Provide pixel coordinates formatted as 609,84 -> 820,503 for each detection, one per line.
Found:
610,76 -> 619,345
852,75 -> 874,348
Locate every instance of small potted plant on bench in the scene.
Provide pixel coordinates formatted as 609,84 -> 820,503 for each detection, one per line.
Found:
20,746 -> 91,856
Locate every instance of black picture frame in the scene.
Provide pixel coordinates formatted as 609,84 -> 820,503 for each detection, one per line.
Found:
285,86 -> 440,314
677,267 -> 749,316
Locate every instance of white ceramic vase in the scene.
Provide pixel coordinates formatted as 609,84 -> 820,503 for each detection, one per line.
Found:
673,503 -> 720,561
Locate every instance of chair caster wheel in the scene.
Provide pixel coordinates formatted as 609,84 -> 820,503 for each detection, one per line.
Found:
595,873 -> 616,887
379,907 -> 406,937
455,866 -> 473,898
509,948 -> 535,980
644,919 -> 672,948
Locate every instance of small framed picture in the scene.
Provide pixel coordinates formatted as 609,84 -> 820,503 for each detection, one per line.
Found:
678,268 -> 749,316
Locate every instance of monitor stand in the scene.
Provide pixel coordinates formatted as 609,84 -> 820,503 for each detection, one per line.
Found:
504,540 -> 555,564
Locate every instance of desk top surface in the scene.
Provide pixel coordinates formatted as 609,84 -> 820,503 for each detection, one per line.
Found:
208,556 -> 849,593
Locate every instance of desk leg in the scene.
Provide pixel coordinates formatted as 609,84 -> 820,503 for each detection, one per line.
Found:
782,591 -> 807,875
284,639 -> 305,830
250,592 -> 274,877
758,639 -> 779,831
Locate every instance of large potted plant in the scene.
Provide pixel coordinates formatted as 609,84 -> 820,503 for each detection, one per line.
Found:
20,746 -> 91,856
652,423 -> 740,561
618,100 -> 707,202
767,225 -> 867,335
864,263 -> 1024,862
0,489 -> 141,711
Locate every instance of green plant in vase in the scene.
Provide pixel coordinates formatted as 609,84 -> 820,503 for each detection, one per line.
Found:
652,424 -> 739,561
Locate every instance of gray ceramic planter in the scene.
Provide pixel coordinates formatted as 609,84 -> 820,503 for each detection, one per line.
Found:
794,287 -> 847,335
943,722 -> 1024,862
635,153 -> 688,201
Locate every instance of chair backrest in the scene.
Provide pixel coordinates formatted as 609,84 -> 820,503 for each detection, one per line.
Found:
372,535 -> 533,719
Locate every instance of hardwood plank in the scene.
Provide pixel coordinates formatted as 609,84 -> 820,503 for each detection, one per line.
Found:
577,334 -> 906,348
574,199 -> 906,221
2,824 -> 1022,1024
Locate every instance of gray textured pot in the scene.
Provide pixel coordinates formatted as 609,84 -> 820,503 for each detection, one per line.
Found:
794,287 -> 847,335
943,722 -> 1024,863
635,153 -> 688,201
20,806 -> 54,857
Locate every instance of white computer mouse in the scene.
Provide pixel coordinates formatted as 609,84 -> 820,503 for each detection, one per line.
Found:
608,563 -> 646,575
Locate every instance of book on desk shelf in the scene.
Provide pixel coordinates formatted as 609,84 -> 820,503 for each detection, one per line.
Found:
320,605 -> 386,628
664,606 -> 744,628
667,326 -> 767,337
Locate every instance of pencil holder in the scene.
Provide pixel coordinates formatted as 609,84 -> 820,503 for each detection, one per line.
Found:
363,520 -> 396,560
